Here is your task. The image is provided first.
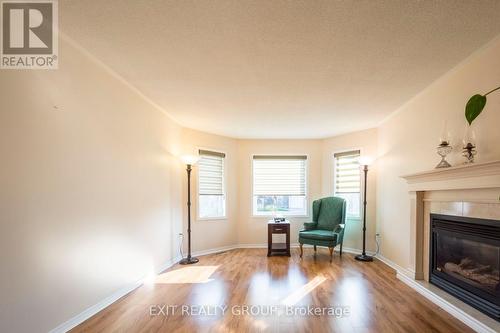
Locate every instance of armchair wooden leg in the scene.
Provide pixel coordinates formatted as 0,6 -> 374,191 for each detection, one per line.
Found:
340,242 -> 343,256
328,247 -> 333,258
299,243 -> 303,258
313,245 -> 317,252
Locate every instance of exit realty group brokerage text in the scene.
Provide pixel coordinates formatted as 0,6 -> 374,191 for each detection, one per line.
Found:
149,304 -> 351,317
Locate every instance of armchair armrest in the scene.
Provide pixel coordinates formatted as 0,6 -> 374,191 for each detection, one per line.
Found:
333,224 -> 345,243
333,223 -> 345,233
303,222 -> 317,231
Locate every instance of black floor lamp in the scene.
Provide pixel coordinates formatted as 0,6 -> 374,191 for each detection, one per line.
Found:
355,157 -> 373,262
179,155 -> 200,265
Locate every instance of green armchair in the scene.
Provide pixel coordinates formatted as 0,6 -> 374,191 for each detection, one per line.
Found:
299,197 -> 346,259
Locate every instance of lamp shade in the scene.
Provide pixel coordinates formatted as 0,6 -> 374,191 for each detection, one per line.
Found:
359,156 -> 374,166
181,155 -> 200,165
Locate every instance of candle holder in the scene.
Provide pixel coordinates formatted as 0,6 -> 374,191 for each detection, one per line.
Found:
462,142 -> 477,164
462,124 -> 477,164
435,141 -> 452,168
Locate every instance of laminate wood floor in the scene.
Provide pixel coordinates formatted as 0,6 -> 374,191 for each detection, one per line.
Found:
71,248 -> 472,333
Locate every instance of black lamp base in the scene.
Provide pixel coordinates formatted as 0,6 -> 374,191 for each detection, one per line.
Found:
179,257 -> 199,265
355,254 -> 374,262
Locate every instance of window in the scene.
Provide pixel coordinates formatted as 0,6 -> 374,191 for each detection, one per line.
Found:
198,150 -> 226,219
334,150 -> 361,218
253,155 -> 307,216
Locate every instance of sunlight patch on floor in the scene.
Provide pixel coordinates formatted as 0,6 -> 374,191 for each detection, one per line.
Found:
281,275 -> 327,306
333,276 -> 371,325
153,266 -> 219,284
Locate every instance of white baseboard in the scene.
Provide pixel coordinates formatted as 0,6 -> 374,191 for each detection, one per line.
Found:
375,254 -> 415,279
49,280 -> 143,333
340,246 -> 376,256
235,243 -> 375,255
236,243 -> 268,249
191,244 -> 239,256
375,254 -> 497,333
49,255 -> 181,333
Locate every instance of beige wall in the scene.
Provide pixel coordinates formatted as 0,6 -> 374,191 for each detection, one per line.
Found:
181,128 -> 238,251
377,36 -> 500,271
235,131 -> 378,250
322,128 -> 378,251
178,129 -> 378,251
0,37 -> 184,333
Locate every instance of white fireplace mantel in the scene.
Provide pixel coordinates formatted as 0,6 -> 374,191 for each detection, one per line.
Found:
400,160 -> 500,280
398,160 -> 500,333
401,160 -> 500,192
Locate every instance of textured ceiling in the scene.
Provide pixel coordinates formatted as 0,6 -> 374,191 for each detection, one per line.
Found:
60,1 -> 500,139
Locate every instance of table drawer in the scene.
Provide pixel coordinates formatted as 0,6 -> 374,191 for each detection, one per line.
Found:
270,224 -> 288,233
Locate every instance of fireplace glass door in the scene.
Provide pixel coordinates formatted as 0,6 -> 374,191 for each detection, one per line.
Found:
435,232 -> 499,297
430,214 -> 500,320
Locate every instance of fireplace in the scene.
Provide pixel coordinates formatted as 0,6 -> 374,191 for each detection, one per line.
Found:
430,213 -> 500,320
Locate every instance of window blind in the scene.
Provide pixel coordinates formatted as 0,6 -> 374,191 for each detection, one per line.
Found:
198,150 -> 225,196
253,155 -> 307,196
334,150 -> 360,194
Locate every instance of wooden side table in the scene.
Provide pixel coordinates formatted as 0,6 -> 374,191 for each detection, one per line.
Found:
267,220 -> 291,257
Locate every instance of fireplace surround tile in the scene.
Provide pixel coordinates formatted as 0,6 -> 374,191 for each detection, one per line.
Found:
440,201 -> 463,216
429,201 -> 464,216
463,202 -> 500,220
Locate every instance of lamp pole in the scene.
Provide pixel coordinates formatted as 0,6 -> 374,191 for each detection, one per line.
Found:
355,164 -> 373,262
179,163 -> 199,265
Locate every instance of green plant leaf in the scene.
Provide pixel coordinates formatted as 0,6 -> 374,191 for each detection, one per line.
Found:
465,94 -> 487,125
